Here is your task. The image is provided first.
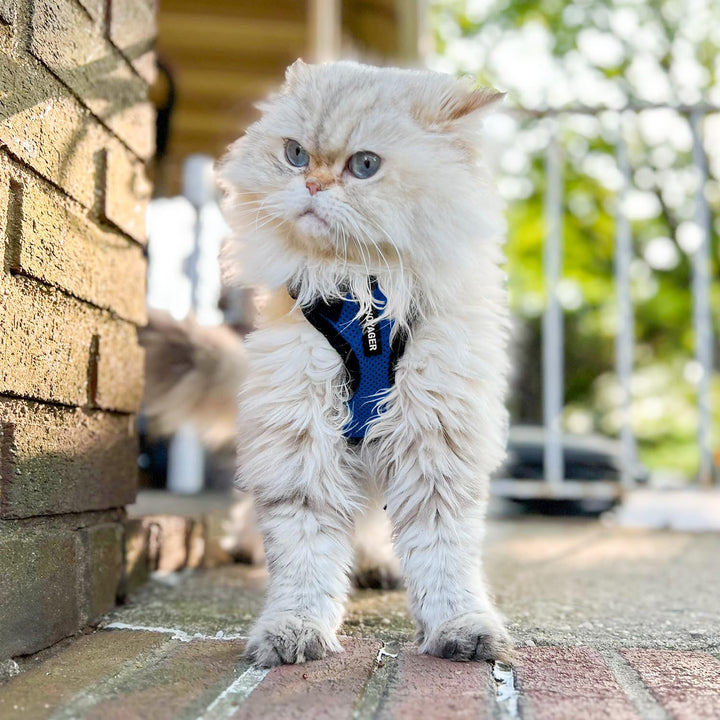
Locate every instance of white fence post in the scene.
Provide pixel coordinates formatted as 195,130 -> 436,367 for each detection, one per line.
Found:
690,111 -> 715,487
543,120 -> 565,486
615,128 -> 637,488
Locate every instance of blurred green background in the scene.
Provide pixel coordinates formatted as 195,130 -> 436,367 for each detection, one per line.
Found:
429,0 -> 720,478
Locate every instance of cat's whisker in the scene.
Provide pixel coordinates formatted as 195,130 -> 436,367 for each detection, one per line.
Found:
239,204 -> 287,233
235,212 -> 273,228
336,210 -> 375,275
343,228 -> 350,273
231,198 -> 266,206
335,225 -> 343,262
364,231 -> 392,279
344,213 -> 394,293
337,225 -> 349,272
364,217 -> 411,317
365,217 -> 405,276
246,196 -> 291,232
251,216 -> 286,233
351,228 -> 372,281
230,208 -> 267,219
253,195 -> 271,230
357,228 -> 389,279
232,207 -> 272,220
231,200 -> 281,217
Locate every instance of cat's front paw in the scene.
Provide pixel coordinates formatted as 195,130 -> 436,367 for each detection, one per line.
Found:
246,613 -> 342,667
421,611 -> 513,663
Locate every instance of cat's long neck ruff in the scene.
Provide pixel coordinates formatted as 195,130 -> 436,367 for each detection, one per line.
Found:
283,227 -> 503,333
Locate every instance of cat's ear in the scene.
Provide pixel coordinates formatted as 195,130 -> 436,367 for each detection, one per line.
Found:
284,59 -> 309,90
439,86 -> 505,122
414,77 -> 504,128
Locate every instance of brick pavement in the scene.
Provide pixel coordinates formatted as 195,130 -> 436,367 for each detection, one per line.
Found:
2,629 -> 719,719
1,519 -> 718,719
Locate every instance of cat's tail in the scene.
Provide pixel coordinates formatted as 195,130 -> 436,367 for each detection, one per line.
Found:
138,310 -> 246,448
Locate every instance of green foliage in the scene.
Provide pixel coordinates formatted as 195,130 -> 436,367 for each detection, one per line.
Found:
431,0 -> 720,478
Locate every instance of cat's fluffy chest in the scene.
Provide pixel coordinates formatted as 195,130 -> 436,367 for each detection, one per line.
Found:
243,283 -> 482,440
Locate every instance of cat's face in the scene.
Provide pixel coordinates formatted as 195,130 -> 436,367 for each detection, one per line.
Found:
218,61 -> 502,272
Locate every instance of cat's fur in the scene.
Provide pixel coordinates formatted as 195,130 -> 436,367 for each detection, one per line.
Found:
213,60 -> 512,666
141,60 -> 511,665
139,310 -> 405,588
139,310 -> 246,448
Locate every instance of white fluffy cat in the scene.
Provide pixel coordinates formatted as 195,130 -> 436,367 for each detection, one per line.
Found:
134,61 -> 511,665
196,60 -> 511,666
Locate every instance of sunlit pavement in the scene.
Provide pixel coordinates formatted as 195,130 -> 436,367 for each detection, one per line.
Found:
1,516 -> 718,719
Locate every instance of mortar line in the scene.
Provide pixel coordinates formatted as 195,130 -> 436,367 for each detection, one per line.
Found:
599,648 -> 670,720
69,0 -> 94,24
195,665 -> 269,720
493,661 -> 521,720
103,622 -> 249,643
0,506 -> 123,532
7,270 -> 143,325
352,643 -> 402,720
49,635 -> 180,720
5,177 -> 23,273
0,422 -> 15,515
0,146 -> 146,249
0,389 -> 137,418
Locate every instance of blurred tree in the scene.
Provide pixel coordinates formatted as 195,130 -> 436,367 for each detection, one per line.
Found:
430,0 -> 720,477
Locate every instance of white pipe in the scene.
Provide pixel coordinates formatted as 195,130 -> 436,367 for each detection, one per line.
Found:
167,422 -> 205,495
542,121 -> 565,486
165,155 -> 217,495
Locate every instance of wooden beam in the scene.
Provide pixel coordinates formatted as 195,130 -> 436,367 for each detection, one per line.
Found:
308,0 -> 341,61
171,109 -> 258,136
157,44 -> 299,70
158,13 -> 307,56
158,0 -> 306,22
170,67 -> 278,102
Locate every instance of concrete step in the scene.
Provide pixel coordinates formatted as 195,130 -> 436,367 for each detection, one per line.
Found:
121,491 -> 239,599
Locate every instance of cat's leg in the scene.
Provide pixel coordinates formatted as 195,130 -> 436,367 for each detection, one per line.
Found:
373,320 -> 513,662
247,492 -> 355,666
352,498 -> 401,590
238,323 -> 358,667
388,478 -> 512,661
221,490 -> 402,588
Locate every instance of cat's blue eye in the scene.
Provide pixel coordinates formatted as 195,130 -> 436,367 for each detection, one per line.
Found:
348,151 -> 381,179
284,139 -> 309,168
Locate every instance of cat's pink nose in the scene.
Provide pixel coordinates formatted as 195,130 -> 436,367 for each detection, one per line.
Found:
306,179 -> 322,196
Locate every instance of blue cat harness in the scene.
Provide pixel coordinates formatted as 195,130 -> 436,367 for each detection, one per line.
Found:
293,280 -> 408,442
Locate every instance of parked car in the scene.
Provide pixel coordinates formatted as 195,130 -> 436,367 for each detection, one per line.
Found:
492,425 -> 649,513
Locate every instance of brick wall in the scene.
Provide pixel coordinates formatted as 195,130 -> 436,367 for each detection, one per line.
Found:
0,0 -> 155,660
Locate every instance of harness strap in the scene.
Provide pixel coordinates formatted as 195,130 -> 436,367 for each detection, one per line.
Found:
291,279 -> 407,441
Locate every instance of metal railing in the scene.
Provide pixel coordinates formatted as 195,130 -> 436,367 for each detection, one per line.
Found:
529,104 -> 718,492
